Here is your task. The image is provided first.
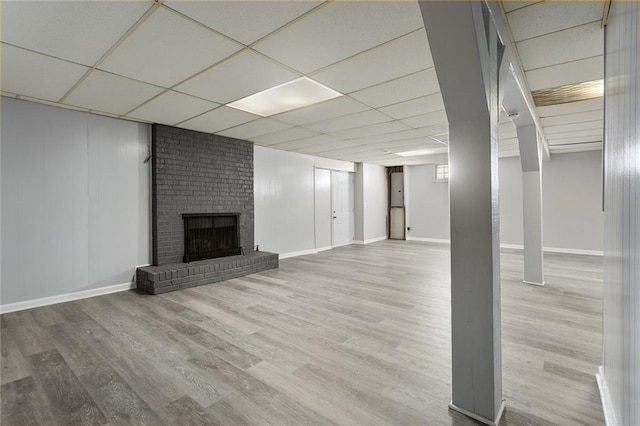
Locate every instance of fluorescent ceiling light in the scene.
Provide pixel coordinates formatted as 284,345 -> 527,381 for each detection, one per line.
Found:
396,147 -> 448,157
227,77 -> 342,117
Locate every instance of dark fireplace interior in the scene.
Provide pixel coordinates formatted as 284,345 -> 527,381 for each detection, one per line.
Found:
183,213 -> 241,262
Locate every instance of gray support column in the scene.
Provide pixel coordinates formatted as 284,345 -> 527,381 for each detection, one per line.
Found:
419,2 -> 504,425
517,125 -> 544,285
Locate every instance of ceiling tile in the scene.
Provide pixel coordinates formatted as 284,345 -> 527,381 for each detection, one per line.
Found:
329,121 -> 411,140
179,105 -> 259,134
272,96 -> 368,125
401,110 -> 448,129
306,110 -> 390,133
253,1 -> 424,73
346,129 -> 427,145
507,2 -> 603,42
1,45 -> 89,102
525,56 -> 603,91
175,50 -> 299,104
297,140 -> 359,155
517,22 -> 603,71
311,30 -> 432,93
1,1 -> 151,66
350,69 -> 439,108
544,120 -> 603,135
378,93 -> 444,120
127,90 -> 218,125
166,1 -> 322,46
271,134 -> 343,150
536,98 -> 603,117
250,126 -> 319,146
540,110 -> 603,127
547,135 -> 603,145
546,129 -> 603,140
218,118 -> 291,140
64,70 -> 164,115
99,7 -> 242,87
502,1 -> 542,13
416,123 -> 449,136
318,146 -> 371,157
369,137 -> 437,149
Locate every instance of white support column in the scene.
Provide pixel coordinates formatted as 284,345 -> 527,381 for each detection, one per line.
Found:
419,2 -> 504,425
517,125 -> 544,286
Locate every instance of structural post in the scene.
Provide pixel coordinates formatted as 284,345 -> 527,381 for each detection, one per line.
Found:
517,125 -> 544,285
419,2 -> 504,424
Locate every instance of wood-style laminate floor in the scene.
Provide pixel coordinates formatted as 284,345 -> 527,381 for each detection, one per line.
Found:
1,240 -> 605,425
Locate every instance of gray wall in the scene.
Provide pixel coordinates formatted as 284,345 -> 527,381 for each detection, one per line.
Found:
499,157 -> 524,246
253,145 -> 355,256
152,124 -> 254,265
602,2 -> 640,425
542,151 -> 603,252
1,98 -> 150,306
405,154 -> 603,252
362,163 -> 388,242
405,164 -> 450,240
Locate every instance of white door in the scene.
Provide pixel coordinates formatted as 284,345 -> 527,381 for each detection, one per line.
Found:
331,170 -> 354,247
314,168 -> 332,250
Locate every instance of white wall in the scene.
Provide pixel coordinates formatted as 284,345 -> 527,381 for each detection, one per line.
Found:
253,145 -> 355,257
542,151 -> 603,252
405,164 -> 450,241
600,2 -> 640,425
499,157 -> 524,246
405,154 -> 603,253
360,163 -> 388,243
1,98 -> 150,311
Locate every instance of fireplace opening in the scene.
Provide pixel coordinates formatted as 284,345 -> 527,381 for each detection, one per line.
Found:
183,213 -> 241,262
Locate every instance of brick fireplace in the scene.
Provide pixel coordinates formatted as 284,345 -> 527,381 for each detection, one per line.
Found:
136,124 -> 277,294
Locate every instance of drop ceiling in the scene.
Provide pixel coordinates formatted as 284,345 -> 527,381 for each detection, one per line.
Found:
1,0 -> 606,166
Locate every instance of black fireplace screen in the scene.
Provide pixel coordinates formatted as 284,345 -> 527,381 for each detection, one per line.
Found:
182,213 -> 241,262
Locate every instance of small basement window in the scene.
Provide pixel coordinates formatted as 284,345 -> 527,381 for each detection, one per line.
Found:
434,164 -> 449,182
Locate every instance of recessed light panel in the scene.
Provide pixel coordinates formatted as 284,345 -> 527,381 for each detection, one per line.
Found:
226,77 -> 342,117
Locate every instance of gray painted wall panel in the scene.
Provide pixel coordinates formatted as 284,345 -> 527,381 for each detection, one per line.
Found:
362,164 -> 387,241
543,151 -> 603,251
405,164 -> 450,240
602,2 -> 639,424
1,98 -> 150,306
406,154 -> 603,252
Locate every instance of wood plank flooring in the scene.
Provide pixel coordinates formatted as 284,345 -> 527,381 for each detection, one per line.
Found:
1,240 -> 605,425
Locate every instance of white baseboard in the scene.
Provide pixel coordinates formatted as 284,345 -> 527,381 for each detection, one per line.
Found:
406,237 -> 451,244
357,236 -> 387,245
316,246 -> 333,252
596,366 -> 619,426
448,400 -> 505,426
0,281 -> 136,314
544,246 -> 603,256
500,243 -> 523,250
279,248 -> 319,259
406,239 -> 603,256
523,280 -> 545,286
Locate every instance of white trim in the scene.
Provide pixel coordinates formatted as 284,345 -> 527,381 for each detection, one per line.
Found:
279,249 -> 319,259
448,400 -> 505,426
544,246 -> 603,256
406,237 -> 451,244
500,243 -> 523,250
364,236 -> 387,244
0,281 -> 136,314
353,240 -> 365,245
523,280 -> 545,286
406,238 -> 603,256
316,246 -> 333,252
597,366 -> 619,426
